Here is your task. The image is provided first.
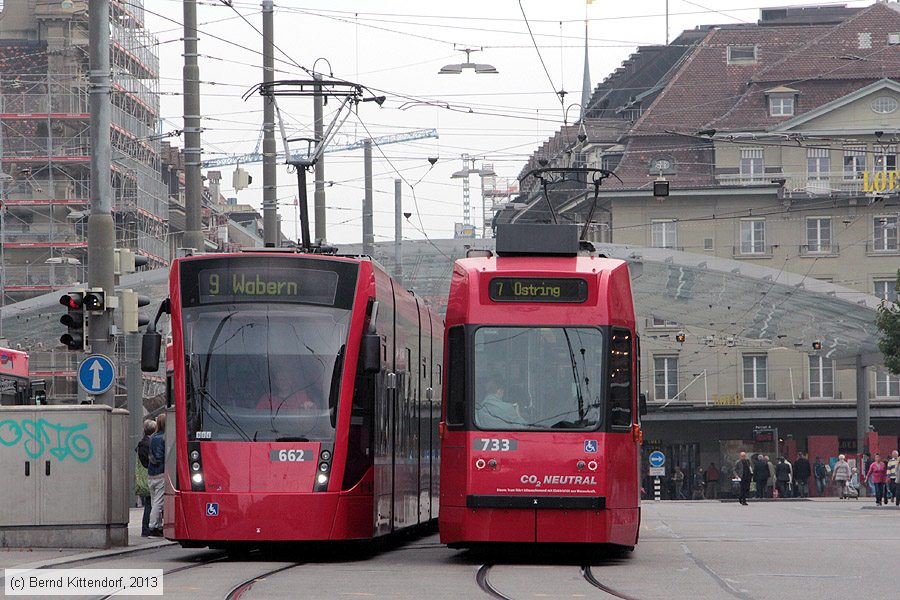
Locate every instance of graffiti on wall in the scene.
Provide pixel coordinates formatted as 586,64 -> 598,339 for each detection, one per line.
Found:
0,418 -> 94,462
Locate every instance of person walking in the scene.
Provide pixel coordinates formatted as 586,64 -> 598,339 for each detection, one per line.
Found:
147,413 -> 166,537
672,466 -> 686,499
753,455 -> 770,499
888,450 -> 899,506
734,452 -> 753,505
765,455 -> 776,498
813,457 -> 829,497
793,452 -> 811,498
775,457 -> 792,499
692,466 -> 705,500
832,454 -> 851,499
705,462 -> 720,499
135,419 -> 156,537
866,453 -> 888,505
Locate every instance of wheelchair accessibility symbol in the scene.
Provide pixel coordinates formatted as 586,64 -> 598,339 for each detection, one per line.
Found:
584,440 -> 598,453
206,503 -> 219,517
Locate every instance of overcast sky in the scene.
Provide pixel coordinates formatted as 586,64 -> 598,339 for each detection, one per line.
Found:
145,0 -> 875,246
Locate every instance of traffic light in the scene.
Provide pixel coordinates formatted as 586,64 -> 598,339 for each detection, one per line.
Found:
59,291 -> 86,351
653,179 -> 670,198
675,331 -> 686,344
83,289 -> 105,312
812,340 -> 822,350
120,289 -> 151,333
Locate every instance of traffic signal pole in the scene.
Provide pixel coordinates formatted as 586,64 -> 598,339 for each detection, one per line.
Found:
88,0 -> 116,406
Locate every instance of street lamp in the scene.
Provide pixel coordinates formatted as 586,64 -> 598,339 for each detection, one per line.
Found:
439,48 -> 499,75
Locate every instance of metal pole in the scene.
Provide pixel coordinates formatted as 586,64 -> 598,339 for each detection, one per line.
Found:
182,0 -> 205,252
0,175 -> 7,337
296,168 -> 311,249
363,139 -> 374,256
126,332 -> 141,505
394,178 -> 402,283
856,354 -> 870,460
654,476 -> 661,501
262,0 -> 278,248
88,0 -> 116,406
314,75 -> 326,243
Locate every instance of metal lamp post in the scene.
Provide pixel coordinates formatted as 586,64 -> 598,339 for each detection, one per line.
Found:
0,172 -> 11,339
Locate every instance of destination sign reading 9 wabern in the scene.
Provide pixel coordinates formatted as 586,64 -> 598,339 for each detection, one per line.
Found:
488,277 -> 588,303
197,267 -> 338,305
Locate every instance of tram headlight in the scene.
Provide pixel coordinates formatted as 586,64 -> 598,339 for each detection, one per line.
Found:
191,473 -> 203,484
320,450 -> 332,461
475,458 -> 486,470
190,450 -> 200,461
191,462 -> 201,472
318,462 -> 330,473
587,460 -> 598,472
316,473 -> 329,485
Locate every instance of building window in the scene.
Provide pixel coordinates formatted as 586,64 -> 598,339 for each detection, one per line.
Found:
740,219 -> 766,254
874,279 -> 898,303
727,45 -> 757,64
873,216 -> 899,251
875,145 -> 897,172
703,237 -> 714,251
739,148 -> 764,180
743,355 -> 767,400
843,145 -> 866,179
871,96 -> 899,114
650,317 -> 678,328
651,220 -> 677,249
806,217 -> 832,253
654,356 -> 678,401
809,355 -> 834,399
876,369 -> 900,399
807,147 -> 831,178
769,96 -> 794,116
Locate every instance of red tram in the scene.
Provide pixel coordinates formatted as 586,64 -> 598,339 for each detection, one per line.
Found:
439,224 -> 642,548
142,249 -> 442,546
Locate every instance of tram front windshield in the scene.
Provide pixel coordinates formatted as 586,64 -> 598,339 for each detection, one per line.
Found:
182,304 -> 351,442
474,326 -> 604,431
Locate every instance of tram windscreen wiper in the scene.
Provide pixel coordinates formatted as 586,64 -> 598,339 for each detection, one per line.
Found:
275,436 -> 310,442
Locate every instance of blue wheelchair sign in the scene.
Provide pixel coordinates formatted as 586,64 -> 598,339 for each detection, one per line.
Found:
77,354 -> 116,395
584,440 -> 598,453
649,451 -> 666,468
206,503 -> 219,517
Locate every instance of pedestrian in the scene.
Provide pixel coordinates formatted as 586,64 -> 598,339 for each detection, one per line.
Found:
734,452 -> 753,505
765,455 -> 776,498
135,419 -> 156,537
147,413 -> 166,537
673,466 -> 685,499
753,455 -> 770,499
888,450 -> 899,506
775,457 -> 792,499
692,466 -> 705,500
705,462 -> 720,499
793,452 -> 811,498
832,454 -> 851,499
866,453 -> 888,505
862,452 -> 875,497
813,456 -> 829,496
849,467 -> 861,498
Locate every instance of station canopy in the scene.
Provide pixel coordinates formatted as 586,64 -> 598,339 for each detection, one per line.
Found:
0,242 -> 883,369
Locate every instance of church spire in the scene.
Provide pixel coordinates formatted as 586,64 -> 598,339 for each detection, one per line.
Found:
581,18 -> 591,119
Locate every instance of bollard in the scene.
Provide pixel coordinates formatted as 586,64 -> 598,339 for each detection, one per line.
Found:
654,477 -> 661,501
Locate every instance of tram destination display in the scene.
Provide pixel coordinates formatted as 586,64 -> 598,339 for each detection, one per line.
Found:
488,277 -> 588,303
198,267 -> 338,305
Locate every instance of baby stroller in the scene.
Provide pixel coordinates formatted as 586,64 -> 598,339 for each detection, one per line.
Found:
846,470 -> 860,499
846,484 -> 859,499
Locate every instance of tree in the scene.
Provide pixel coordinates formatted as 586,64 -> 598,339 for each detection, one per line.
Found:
875,269 -> 900,376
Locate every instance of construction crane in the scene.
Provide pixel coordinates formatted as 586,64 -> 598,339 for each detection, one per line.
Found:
200,128 -> 439,169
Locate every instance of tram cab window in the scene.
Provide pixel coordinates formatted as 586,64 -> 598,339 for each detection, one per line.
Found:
446,326 -> 466,426
608,327 -> 633,429
473,326 -> 604,431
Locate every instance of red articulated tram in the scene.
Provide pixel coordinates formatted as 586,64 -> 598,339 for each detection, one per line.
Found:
439,224 -> 643,548
142,249 -> 442,547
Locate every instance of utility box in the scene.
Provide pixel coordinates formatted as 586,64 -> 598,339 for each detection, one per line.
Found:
0,405 -> 129,548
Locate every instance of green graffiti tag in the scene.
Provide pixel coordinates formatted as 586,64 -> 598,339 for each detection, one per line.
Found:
0,418 -> 94,462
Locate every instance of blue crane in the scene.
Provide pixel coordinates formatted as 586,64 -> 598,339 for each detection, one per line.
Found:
200,128 -> 439,169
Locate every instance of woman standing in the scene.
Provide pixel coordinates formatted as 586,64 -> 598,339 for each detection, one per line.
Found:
866,453 -> 888,505
832,454 -> 852,499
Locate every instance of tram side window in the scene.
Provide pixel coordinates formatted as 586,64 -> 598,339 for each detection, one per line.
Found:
446,326 -> 466,426
609,327 -> 633,429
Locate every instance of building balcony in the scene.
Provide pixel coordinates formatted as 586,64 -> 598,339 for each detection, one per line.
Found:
798,243 -> 840,257
716,171 -> 874,197
732,245 -> 775,259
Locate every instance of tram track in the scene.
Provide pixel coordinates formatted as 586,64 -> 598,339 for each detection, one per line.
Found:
94,551 -> 230,600
223,563 -> 303,600
476,563 -> 641,600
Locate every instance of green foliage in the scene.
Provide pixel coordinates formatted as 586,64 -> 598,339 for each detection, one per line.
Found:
875,269 -> 900,376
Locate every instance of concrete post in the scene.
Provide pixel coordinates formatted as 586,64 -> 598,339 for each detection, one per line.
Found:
363,139 -> 374,256
88,0 -> 115,407
182,0 -> 205,252
856,354 -> 870,459
394,179 -> 403,283
126,332 -> 142,504
262,0 -> 278,248
314,75 -> 326,243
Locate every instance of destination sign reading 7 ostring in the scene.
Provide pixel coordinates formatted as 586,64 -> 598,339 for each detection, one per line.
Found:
198,267 -> 338,305
488,277 -> 588,303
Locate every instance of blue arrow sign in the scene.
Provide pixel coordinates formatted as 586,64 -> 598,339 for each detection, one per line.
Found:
648,451 -> 666,468
77,354 -> 116,395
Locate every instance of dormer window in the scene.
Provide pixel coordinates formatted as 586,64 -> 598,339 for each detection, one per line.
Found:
765,86 -> 799,117
727,45 -> 758,64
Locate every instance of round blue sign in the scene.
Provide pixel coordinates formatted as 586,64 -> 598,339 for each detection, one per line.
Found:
648,451 -> 666,468
77,354 -> 116,395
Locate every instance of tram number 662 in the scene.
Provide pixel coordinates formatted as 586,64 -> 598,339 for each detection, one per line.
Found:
270,449 -> 307,462
474,438 -> 518,452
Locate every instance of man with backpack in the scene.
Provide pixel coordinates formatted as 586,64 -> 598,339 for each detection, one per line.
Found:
813,456 -> 829,496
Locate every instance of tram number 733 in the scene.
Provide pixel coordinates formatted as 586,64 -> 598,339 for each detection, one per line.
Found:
475,438 -> 518,452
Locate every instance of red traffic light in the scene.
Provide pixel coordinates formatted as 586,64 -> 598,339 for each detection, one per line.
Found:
60,293 -> 83,310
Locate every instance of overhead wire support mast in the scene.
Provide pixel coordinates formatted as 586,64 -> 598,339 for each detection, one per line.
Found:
245,79 -> 385,251
523,167 -> 622,240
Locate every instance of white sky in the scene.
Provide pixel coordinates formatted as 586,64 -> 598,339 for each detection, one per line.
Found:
145,0 -> 874,245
